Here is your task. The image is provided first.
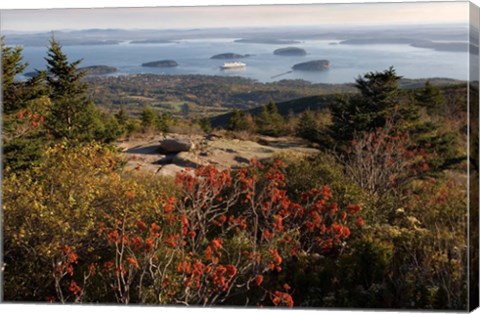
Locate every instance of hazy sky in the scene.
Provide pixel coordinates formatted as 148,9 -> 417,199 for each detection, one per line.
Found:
0,1 -> 470,32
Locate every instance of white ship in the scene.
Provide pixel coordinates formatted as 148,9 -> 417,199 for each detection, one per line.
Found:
220,62 -> 246,70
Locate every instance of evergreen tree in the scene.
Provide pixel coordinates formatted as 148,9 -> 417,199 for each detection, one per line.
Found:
115,106 -> 129,125
242,113 -> 257,131
416,80 -> 447,115
198,117 -> 212,133
2,38 -> 51,171
140,106 -> 159,132
96,111 -> 125,142
157,112 -> 172,132
329,67 -> 460,171
255,100 -> 285,136
228,108 -> 245,131
329,67 -> 405,144
2,37 -> 47,114
44,37 -> 102,141
1,37 -> 28,114
296,109 -> 320,142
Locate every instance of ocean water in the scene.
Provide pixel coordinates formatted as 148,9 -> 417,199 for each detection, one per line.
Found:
20,38 -> 469,84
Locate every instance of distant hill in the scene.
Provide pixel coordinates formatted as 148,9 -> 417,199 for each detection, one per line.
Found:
210,94 -> 337,128
209,77 -> 465,128
339,38 -> 469,53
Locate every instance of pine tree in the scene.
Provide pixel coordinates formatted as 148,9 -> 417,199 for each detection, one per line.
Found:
44,37 -> 101,141
255,100 -> 285,136
329,67 -> 459,172
2,38 -> 51,171
416,80 -> 447,115
115,106 -> 129,125
2,37 -> 27,111
228,108 -> 245,131
329,67 -> 406,144
140,106 -> 159,132
296,109 -> 320,142
198,117 -> 212,133
157,112 -> 172,132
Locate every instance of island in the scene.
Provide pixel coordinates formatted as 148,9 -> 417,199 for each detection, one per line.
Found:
210,53 -> 250,59
24,65 -> 118,78
130,39 -> 175,44
273,47 -> 307,56
292,60 -> 330,71
141,60 -> 178,68
410,41 -> 468,52
80,65 -> 118,76
234,38 -> 301,45
339,38 -> 414,45
339,38 -> 468,53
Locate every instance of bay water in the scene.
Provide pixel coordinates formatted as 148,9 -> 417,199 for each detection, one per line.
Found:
20,38 -> 468,83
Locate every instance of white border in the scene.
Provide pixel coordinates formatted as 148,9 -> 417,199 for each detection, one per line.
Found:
0,0 -> 479,9
1,1 -> 479,314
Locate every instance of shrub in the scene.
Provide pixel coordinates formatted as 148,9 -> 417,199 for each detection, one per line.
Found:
3,146 -> 363,306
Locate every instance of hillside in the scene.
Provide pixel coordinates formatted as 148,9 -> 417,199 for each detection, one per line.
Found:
87,74 -> 463,120
209,94 -> 336,128
86,74 -> 357,117
209,78 -> 466,128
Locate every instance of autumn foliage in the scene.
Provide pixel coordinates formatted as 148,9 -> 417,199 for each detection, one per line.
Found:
3,144 -> 362,306
94,157 -> 363,306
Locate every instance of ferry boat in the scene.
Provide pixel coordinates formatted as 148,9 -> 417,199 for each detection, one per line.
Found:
220,62 -> 246,70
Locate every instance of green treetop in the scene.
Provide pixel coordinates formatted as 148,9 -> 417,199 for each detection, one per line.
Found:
416,80 -> 447,115
329,67 -> 407,144
329,67 -> 460,172
255,100 -> 285,136
44,37 -> 103,141
1,37 -> 39,114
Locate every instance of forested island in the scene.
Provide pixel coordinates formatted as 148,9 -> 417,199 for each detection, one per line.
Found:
81,65 -> 118,75
340,38 -> 469,52
24,64 -> 118,78
141,60 -> 178,67
292,60 -> 330,71
2,37 -> 472,311
211,53 -> 250,59
130,39 -> 175,44
234,38 -> 301,44
273,47 -> 307,56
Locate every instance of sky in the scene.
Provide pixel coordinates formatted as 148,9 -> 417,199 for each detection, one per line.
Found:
0,1 -> 471,32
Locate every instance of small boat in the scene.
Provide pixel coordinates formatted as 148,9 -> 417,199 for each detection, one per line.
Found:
220,61 -> 246,70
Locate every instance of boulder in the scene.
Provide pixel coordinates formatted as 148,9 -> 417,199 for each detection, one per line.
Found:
159,138 -> 195,153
